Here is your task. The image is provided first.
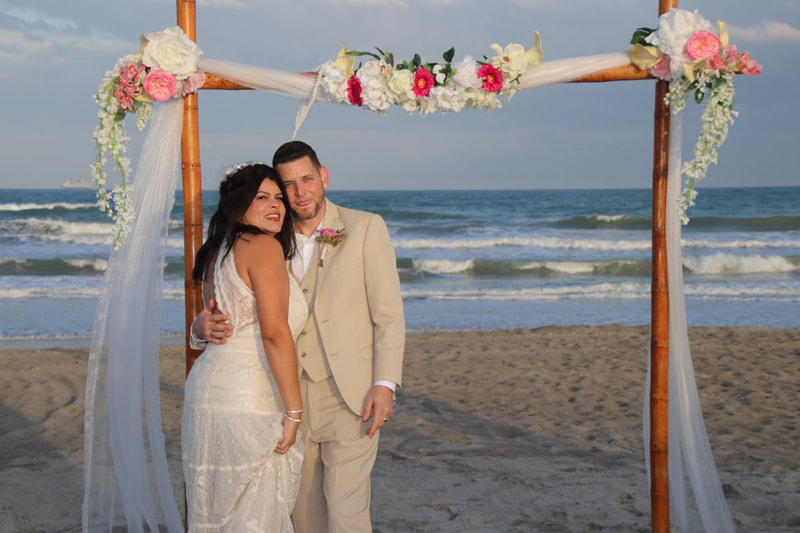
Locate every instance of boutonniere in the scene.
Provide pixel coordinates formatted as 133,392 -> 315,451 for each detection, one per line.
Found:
316,228 -> 347,267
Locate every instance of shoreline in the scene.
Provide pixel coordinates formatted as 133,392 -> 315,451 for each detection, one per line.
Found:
1,325 -> 798,531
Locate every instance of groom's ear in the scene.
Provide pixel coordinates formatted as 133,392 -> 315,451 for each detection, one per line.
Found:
320,166 -> 329,190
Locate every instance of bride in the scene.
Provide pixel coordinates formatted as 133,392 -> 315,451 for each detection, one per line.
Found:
182,163 -> 308,531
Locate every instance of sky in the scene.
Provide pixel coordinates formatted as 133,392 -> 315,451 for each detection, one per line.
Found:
0,0 -> 798,191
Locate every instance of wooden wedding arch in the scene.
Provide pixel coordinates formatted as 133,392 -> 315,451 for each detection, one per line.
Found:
176,0 -> 675,530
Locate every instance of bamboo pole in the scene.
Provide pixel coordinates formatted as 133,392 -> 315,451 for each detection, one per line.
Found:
650,1 -> 678,531
177,0 -> 204,376
199,65 -> 651,93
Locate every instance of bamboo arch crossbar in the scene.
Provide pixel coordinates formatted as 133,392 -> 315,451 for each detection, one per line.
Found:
176,0 -> 676,530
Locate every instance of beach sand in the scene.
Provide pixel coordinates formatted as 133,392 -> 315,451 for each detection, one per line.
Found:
1,326 -> 798,532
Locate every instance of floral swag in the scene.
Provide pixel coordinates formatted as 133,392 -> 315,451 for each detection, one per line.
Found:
92,9 -> 760,246
92,27 -> 204,247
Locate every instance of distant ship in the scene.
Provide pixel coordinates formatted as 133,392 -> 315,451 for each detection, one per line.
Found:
61,180 -> 93,189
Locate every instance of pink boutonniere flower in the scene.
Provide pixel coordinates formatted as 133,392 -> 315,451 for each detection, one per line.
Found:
316,228 -> 347,266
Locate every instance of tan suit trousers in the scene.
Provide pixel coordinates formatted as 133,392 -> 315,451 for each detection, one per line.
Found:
292,374 -> 379,533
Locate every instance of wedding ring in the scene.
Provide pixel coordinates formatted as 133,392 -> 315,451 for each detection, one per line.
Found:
210,331 -> 215,338
383,418 -> 389,422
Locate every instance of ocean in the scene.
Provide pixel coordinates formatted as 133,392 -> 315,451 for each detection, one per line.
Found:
1,186 -> 798,349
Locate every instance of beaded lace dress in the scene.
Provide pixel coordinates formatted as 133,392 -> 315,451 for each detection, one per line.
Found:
182,247 -> 308,532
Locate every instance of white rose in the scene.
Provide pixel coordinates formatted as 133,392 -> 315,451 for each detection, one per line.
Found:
646,8 -> 713,78
386,69 -> 415,102
141,26 -> 202,80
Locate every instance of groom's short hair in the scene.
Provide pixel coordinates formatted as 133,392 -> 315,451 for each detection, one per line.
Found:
273,140 -> 322,171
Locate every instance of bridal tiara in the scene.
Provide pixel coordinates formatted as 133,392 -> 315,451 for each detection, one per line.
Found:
222,161 -> 267,180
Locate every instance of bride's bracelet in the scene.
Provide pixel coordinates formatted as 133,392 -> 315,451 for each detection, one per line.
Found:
286,409 -> 303,414
284,412 -> 302,423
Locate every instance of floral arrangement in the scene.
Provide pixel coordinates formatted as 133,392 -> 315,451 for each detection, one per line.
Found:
316,228 -> 347,266
315,33 -> 543,116
627,9 -> 761,223
91,27 -> 204,247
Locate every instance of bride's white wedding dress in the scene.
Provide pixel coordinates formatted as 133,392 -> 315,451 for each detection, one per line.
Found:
182,247 -> 308,532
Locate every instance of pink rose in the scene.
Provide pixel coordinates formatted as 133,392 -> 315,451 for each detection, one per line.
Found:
412,67 -> 435,97
648,54 -> 672,81
477,64 -> 503,92
347,75 -> 363,106
685,31 -> 721,60
181,70 -> 206,96
143,70 -> 177,101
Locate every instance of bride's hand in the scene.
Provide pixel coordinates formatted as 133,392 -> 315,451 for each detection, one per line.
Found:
275,416 -> 300,454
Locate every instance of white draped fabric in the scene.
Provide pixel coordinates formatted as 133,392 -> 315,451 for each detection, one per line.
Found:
83,99 -> 185,533
83,54 -> 733,532
643,115 -> 736,532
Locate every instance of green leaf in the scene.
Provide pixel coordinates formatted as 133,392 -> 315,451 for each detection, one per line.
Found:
346,50 -> 381,61
412,53 -> 421,69
443,47 -> 455,63
694,87 -> 706,104
630,27 -> 657,46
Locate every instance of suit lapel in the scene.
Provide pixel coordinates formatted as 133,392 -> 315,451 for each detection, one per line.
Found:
315,200 -> 343,288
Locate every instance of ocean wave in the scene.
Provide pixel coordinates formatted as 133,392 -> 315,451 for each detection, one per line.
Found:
682,238 -> 800,249
0,282 -> 186,300
394,236 -> 652,251
551,214 -> 800,232
401,281 -> 800,302
683,253 -> 799,275
552,214 -> 651,230
681,216 -> 800,232
0,202 -> 96,212
402,282 -> 651,301
0,217 -> 185,248
403,258 -> 652,277
0,258 -> 108,276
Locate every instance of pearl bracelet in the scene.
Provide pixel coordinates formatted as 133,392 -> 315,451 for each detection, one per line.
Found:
284,413 -> 302,423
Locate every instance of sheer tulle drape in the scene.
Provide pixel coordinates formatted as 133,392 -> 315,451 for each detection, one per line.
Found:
83,99 -> 184,533
84,55 -> 733,532
643,115 -> 735,532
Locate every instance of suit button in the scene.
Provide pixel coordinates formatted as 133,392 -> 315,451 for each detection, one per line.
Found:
300,330 -> 306,336
301,352 -> 306,358
303,288 -> 308,293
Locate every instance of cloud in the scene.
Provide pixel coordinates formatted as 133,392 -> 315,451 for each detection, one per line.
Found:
4,7 -> 78,31
727,20 -> 800,43
0,28 -> 51,59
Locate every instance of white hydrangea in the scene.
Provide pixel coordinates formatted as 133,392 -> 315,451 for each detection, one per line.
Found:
318,61 -> 350,104
452,56 -> 482,91
357,59 -> 392,113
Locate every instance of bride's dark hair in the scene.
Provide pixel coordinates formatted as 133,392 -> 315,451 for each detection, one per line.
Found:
192,163 -> 296,281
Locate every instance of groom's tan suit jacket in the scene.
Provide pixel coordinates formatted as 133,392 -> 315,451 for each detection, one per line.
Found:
292,199 -> 405,415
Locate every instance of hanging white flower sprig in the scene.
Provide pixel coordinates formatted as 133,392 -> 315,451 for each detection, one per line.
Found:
315,32 -> 543,117
91,27 -> 204,248
627,8 -> 761,224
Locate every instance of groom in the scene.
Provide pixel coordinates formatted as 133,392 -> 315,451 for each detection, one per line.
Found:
192,141 -> 405,533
